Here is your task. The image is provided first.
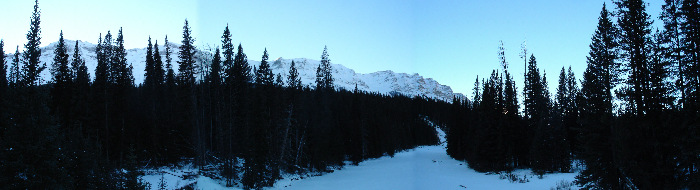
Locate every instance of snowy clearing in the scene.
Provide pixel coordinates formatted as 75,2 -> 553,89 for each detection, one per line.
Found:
269,145 -> 578,190
143,126 -> 579,190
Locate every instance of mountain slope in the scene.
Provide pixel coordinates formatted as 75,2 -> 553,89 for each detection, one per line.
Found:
16,40 -> 464,102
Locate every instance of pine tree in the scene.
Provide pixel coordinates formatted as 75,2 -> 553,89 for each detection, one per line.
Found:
71,41 -> 87,82
255,48 -> 274,86
275,73 -> 284,87
207,48 -> 223,157
144,37 -> 155,88
163,35 -> 178,164
679,0 -> 700,113
678,0 -> 700,186
0,40 -> 6,128
52,31 -> 71,84
21,0 -> 44,87
287,60 -> 301,89
556,67 -> 568,117
94,33 -> 110,90
499,41 -> 518,116
50,31 -> 73,128
661,0 -> 686,107
164,36 -> 176,88
232,43 -> 250,88
615,0 -> 654,115
209,48 -> 222,87
178,20 -> 197,86
9,46 -> 22,87
153,40 -> 165,86
0,40 -> 6,91
316,46 -> 334,90
648,30 -> 675,113
565,66 -> 580,155
1,1 -> 71,188
472,76 -> 480,108
524,55 -> 546,122
222,25 -> 234,80
315,64 -> 324,90
523,54 -> 563,174
176,19 -> 203,167
71,40 -> 90,128
576,4 -> 624,189
111,28 -> 133,87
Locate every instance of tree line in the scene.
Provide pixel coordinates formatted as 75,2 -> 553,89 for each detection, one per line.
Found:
0,1 -> 444,189
446,0 -> 699,189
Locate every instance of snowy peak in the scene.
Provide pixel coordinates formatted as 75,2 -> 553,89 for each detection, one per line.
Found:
255,58 -> 464,102
25,40 -> 463,102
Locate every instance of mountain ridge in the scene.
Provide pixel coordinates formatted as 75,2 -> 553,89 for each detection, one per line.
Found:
10,40 -> 465,102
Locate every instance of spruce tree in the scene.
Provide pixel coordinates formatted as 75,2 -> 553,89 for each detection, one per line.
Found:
275,73 -> 284,87
576,4 -> 624,189
222,25 -> 234,80
50,31 -> 73,128
556,67 -> 568,117
315,64 -> 323,90
111,28 -> 133,87
164,36 -> 176,88
255,48 -> 274,86
144,37 -> 155,88
287,60 -> 301,89
0,40 -> 6,91
321,46 -> 333,90
153,40 -> 165,86
661,0 -> 686,106
499,41 -> 518,116
679,0 -> 700,113
178,20 -> 197,86
472,76 -> 480,108
71,40 -> 90,128
524,55 -> 546,122
52,31 -> 71,85
678,0 -> 700,186
209,48 -> 222,87
70,41 -> 87,82
9,46 -> 22,87
648,30 -> 675,113
21,0 -> 44,87
565,66 -> 580,155
0,40 -> 6,128
94,33 -> 110,90
615,0 -> 653,115
232,43 -> 250,88
1,1 -> 70,188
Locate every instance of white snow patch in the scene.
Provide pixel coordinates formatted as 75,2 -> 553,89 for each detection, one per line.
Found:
141,120 -> 579,190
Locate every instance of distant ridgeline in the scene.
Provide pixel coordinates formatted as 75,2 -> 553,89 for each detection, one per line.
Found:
0,1 -> 453,189
16,40 -> 464,102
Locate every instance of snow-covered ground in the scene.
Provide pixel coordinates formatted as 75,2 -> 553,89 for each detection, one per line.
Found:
142,124 -> 579,190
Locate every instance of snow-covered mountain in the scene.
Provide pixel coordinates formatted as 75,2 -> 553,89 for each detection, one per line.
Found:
19,40 -> 464,102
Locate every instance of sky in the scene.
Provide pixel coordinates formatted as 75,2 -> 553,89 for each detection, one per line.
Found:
0,0 -> 665,96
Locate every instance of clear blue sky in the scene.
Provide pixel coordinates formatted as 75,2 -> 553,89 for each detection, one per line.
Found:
0,0 -> 664,96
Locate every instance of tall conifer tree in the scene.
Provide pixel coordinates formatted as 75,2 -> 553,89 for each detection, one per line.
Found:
21,0 -> 44,87
287,60 -> 301,89
255,48 -> 274,86
9,46 -> 22,87
615,0 -> 654,115
144,37 -> 155,87
577,4 -> 624,189
0,40 -> 6,91
178,20 -> 197,86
